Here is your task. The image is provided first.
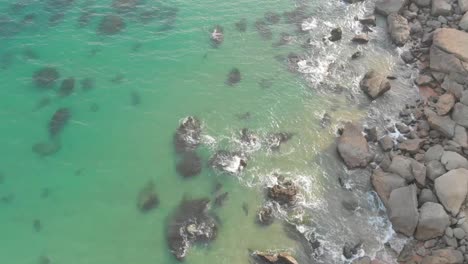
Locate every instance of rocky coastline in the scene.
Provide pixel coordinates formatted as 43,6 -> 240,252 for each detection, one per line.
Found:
337,0 -> 468,263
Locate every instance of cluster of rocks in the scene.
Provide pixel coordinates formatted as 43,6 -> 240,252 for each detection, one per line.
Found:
336,0 -> 468,262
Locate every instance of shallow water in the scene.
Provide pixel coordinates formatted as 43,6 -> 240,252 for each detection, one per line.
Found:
0,0 -> 419,263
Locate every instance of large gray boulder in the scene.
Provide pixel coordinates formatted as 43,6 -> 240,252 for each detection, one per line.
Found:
460,12 -> 468,31
387,13 -> 410,46
371,169 -> 407,207
454,125 -> 468,148
430,29 -> 468,74
427,160 -> 447,181
421,249 -> 464,264
435,168 -> 468,215
452,103 -> 468,128
360,70 -> 391,99
442,76 -> 464,100
388,155 -> 414,182
460,0 -> 468,13
441,151 -> 468,170
415,202 -> 450,241
419,189 -> 438,206
432,0 -> 452,16
425,144 -> 444,162
414,0 -> 431,7
337,122 -> 373,169
412,160 -> 427,186
375,0 -> 408,16
388,185 -> 419,236
425,108 -> 456,138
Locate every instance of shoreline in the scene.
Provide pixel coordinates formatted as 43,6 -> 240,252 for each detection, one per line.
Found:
336,0 -> 468,263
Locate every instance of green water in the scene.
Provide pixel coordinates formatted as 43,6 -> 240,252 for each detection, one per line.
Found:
0,0 -> 398,263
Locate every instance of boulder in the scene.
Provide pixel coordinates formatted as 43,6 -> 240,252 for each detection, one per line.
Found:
425,109 -> 456,138
412,160 -> 427,186
415,202 -> 450,241
442,77 -> 464,99
419,189 -> 439,206
454,125 -> 468,148
379,135 -> 394,151
388,155 -> 414,182
359,16 -> 376,26
252,251 -> 299,264
371,169 -> 407,207
387,13 -> 410,46
427,160 -> 447,181
414,0 -> 431,7
267,177 -> 298,205
360,70 -> 391,99
435,168 -> 468,215
173,116 -> 202,153
436,93 -> 456,116
441,151 -> 468,170
460,0 -> 468,13
137,181 -> 159,213
452,103 -> 468,128
352,256 -> 371,264
337,122 -> 373,169
375,0 -> 407,16
425,145 -> 444,162
352,34 -> 369,44
430,29 -> 468,74
399,139 -> 425,154
460,13 -> 468,31
421,249 -> 464,264
461,90 -> 468,106
388,185 -> 419,236
432,0 -> 452,16
329,27 -> 342,42
453,227 -> 466,240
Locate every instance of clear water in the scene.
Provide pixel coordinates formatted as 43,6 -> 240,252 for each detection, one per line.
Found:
0,0 -> 419,263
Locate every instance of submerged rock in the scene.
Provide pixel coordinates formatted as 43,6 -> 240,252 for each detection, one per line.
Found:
166,198 -> 218,260
210,25 -> 224,47
33,67 -> 60,88
235,18 -> 247,32
32,141 -> 61,157
209,150 -> 247,174
226,68 -> 241,86
257,205 -> 274,225
130,91 -> 141,106
112,0 -> 139,12
255,20 -> 272,40
98,15 -> 125,35
264,11 -> 281,24
176,152 -> 202,178
173,116 -> 202,153
48,108 -> 70,138
266,132 -> 293,150
136,181 -> 159,213
360,70 -> 391,99
214,192 -> 228,207
58,77 -> 75,97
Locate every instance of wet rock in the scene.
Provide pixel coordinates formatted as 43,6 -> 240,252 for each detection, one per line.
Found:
320,113 -> 332,128
97,15 -> 125,35
352,34 -> 369,44
266,132 -> 293,150
136,181 -> 159,213
436,93 -> 455,116
379,135 -> 395,151
364,127 -> 378,142
209,150 -> 247,174
166,198 -> 217,261
112,0 -> 139,12
210,25 -> 223,46
58,77 -> 75,97
441,151 -> 468,170
351,51 -> 363,59
425,108 -> 456,138
359,15 -> 376,26
251,251 -> 298,264
264,12 -> 281,24
240,128 -> 259,146
427,160 -> 447,181
255,20 -> 272,40
33,67 -> 59,88
399,139 -> 425,154
371,169 -> 407,207
421,248 -> 463,264
49,108 -> 70,138
419,189 -> 438,206
452,103 -> 468,128
329,27 -> 342,42
375,0 -> 407,16
343,241 -> 362,259
432,0 -> 452,16
337,122 -> 373,169
360,70 -> 391,99
226,68 -> 241,86
415,202 -> 450,241
401,51 -> 415,63
388,185 -> 419,236
435,168 -> 468,216
176,152 -> 202,178
387,13 -> 410,46
32,141 -> 61,157
257,205 -> 274,225
173,116 -> 202,153
267,177 -> 298,205
388,155 -> 414,182
235,18 -> 247,32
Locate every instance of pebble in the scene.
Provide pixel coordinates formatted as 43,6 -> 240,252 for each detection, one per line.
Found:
438,16 -> 448,24
446,227 -> 454,238
443,235 -> 458,247
459,218 -> 466,225
454,228 -> 466,240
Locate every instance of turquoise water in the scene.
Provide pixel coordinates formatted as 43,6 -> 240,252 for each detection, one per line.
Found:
0,0 -> 411,263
